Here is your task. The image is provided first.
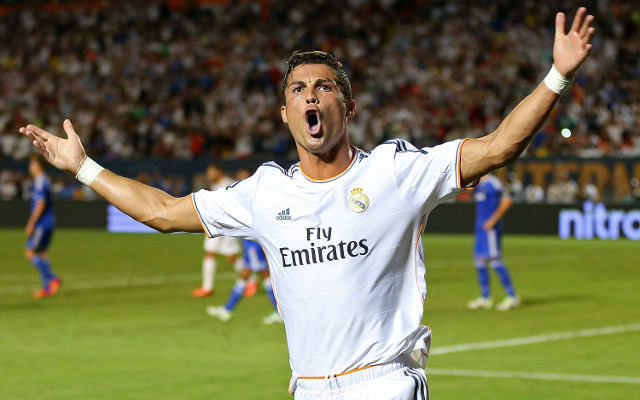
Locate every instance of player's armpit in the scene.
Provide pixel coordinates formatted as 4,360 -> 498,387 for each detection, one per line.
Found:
459,136 -> 499,187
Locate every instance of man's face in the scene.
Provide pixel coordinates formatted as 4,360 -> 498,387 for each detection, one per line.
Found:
206,166 -> 221,183
28,159 -> 40,178
281,64 -> 355,157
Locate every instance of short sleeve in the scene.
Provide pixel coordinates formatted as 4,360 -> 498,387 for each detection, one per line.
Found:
32,178 -> 47,202
191,174 -> 257,239
390,139 -> 466,213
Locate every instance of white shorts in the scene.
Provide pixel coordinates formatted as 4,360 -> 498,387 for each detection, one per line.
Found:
292,353 -> 429,400
203,236 -> 240,255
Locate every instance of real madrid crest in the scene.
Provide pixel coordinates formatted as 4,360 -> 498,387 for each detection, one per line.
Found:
348,187 -> 370,213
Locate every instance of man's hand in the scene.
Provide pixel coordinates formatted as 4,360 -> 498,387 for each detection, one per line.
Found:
553,7 -> 595,77
25,220 -> 35,237
483,219 -> 497,231
19,119 -> 87,175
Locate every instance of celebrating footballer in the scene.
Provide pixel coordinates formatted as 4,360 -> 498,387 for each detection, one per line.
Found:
20,7 -> 594,399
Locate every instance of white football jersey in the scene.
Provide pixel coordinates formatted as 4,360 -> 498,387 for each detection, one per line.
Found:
204,174 -> 239,251
210,175 -> 234,191
192,139 -> 466,378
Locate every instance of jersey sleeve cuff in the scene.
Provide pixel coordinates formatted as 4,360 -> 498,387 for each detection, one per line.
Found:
457,138 -> 478,191
190,193 -> 213,238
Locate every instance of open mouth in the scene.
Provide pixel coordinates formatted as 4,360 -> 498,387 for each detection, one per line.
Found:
305,110 -> 321,135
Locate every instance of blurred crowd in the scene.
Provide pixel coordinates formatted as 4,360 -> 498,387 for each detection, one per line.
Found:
1,0 -> 639,160
0,166 -> 191,202
1,0 -> 639,202
4,158 -> 639,204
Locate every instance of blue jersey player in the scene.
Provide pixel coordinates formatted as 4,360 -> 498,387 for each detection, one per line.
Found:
206,239 -> 282,324
25,153 -> 61,299
467,174 -> 519,310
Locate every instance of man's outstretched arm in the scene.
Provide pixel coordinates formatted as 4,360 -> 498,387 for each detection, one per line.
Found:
460,7 -> 595,187
20,119 -> 203,234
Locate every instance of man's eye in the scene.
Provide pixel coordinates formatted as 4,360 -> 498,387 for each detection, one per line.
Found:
293,87 -> 302,93
319,85 -> 331,90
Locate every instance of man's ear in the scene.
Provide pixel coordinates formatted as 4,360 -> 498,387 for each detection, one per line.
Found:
281,105 -> 288,124
346,100 -> 356,117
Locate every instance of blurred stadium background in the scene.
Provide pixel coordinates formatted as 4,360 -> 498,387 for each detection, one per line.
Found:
0,0 -> 639,399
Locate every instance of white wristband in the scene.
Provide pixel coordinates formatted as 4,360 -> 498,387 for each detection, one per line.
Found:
75,157 -> 104,186
543,65 -> 573,95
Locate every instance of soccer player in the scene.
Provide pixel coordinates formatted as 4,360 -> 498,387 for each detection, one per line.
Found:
191,164 -> 243,298
20,8 -> 593,399
206,239 -> 283,324
467,173 -> 519,311
25,153 -> 61,299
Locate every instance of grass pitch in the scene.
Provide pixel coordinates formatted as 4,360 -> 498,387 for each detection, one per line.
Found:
1,229 -> 638,399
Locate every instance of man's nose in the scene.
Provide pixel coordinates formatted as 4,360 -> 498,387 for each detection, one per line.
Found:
306,93 -> 318,104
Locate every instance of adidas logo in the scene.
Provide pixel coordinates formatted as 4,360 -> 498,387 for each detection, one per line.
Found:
276,208 -> 292,221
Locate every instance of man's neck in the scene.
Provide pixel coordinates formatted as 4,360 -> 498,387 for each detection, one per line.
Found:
298,144 -> 354,181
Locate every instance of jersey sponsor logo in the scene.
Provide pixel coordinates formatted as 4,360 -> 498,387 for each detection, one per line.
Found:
348,187 -> 369,213
279,226 -> 370,267
276,208 -> 292,220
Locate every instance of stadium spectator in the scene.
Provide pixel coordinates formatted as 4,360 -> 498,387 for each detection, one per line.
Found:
547,170 -> 579,203
524,183 -> 546,203
631,178 -> 640,203
581,177 -> 601,202
506,172 -> 524,203
0,169 -> 19,200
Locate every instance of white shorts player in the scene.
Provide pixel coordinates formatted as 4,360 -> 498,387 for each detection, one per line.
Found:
192,139 -> 467,397
192,166 -> 243,298
203,235 -> 241,255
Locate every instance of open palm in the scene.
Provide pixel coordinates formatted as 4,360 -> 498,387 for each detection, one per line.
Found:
553,7 -> 595,77
19,119 -> 87,175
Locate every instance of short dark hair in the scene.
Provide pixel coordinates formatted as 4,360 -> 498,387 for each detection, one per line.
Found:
281,50 -> 352,105
29,152 -> 46,168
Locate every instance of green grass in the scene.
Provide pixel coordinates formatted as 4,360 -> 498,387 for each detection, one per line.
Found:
1,229 -> 639,399
423,235 -> 640,399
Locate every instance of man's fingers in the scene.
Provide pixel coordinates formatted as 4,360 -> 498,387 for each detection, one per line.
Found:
63,119 -> 78,140
20,125 -> 52,158
29,137 -> 52,161
23,128 -> 45,147
579,14 -> 594,38
19,126 -> 38,143
19,126 -> 33,140
570,7 -> 586,33
32,138 -> 46,154
26,124 -> 53,141
585,26 -> 595,46
554,12 -> 566,40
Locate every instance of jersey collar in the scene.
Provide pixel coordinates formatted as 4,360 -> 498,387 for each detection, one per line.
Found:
299,145 -> 358,183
